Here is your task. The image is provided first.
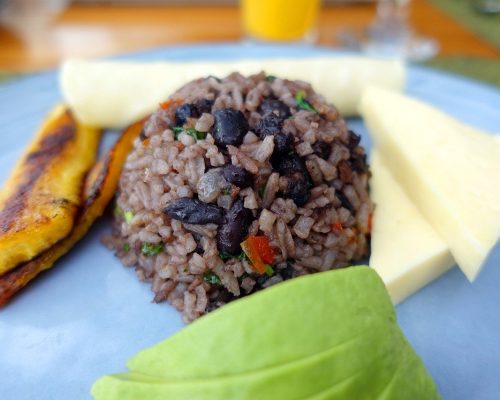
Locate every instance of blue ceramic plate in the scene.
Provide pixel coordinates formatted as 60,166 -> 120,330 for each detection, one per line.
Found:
0,44 -> 499,400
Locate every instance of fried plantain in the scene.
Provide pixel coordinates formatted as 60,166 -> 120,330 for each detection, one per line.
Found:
0,119 -> 143,306
0,105 -> 101,275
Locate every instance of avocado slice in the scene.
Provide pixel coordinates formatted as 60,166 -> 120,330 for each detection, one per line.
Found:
92,266 -> 440,399
128,266 -> 394,379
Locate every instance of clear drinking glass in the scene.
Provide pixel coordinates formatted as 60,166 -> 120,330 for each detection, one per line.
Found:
472,0 -> 500,13
0,0 -> 68,34
0,0 -> 69,67
338,0 -> 438,61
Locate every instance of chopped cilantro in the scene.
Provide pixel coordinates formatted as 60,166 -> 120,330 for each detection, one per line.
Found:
185,127 -> 206,140
239,272 -> 249,281
219,251 -> 233,261
141,242 -> 164,256
219,250 -> 246,261
295,90 -> 317,113
172,126 -> 183,138
123,243 -> 130,252
264,264 -> 274,277
223,187 -> 231,196
266,75 -> 276,82
114,205 -> 123,218
258,185 -> 265,197
172,126 -> 205,141
258,178 -> 269,198
124,211 -> 134,224
203,272 -> 222,285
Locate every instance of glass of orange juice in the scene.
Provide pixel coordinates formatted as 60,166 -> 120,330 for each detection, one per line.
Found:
241,0 -> 321,43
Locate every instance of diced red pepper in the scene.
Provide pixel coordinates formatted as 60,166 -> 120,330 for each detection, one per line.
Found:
159,98 -> 182,110
250,236 -> 275,264
331,220 -> 343,234
241,240 -> 265,274
240,235 -> 275,274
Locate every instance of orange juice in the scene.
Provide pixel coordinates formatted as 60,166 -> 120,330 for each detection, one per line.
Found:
241,0 -> 321,42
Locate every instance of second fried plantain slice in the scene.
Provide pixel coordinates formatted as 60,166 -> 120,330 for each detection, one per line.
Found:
0,105 -> 101,275
0,119 -> 143,306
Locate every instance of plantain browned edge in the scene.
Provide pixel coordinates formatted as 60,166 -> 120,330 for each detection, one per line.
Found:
0,113 -> 76,232
0,118 -> 145,306
0,105 -> 102,276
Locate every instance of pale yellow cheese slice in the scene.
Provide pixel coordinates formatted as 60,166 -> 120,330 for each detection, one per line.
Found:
60,57 -> 405,129
360,87 -> 500,281
369,151 -> 455,304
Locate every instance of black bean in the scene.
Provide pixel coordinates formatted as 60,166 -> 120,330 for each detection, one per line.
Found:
336,190 -> 353,212
256,113 -> 294,155
279,263 -> 295,280
212,108 -> 249,147
164,197 -> 224,225
205,288 -> 237,313
349,152 -> 368,174
256,113 -> 283,138
205,303 -> 218,313
274,133 -> 294,154
216,200 -> 253,254
259,98 -> 291,119
175,104 -> 199,126
222,164 -> 253,188
191,232 -> 204,255
272,152 -> 308,176
348,130 -> 361,149
195,98 -> 214,114
255,274 -> 270,288
215,288 -> 236,303
281,172 -> 311,206
312,141 -> 332,159
271,153 -> 311,206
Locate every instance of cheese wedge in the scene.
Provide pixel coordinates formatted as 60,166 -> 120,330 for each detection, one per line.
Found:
369,151 -> 455,304
60,57 -> 405,128
360,87 -> 500,281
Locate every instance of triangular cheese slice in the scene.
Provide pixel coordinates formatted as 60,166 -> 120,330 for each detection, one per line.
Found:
360,87 -> 500,281
369,151 -> 455,303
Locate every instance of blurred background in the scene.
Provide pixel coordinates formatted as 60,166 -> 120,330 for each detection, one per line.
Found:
0,0 -> 498,85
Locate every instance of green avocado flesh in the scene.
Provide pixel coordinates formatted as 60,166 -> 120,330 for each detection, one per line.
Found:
92,266 -> 440,400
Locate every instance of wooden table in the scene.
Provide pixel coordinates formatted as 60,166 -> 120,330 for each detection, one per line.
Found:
0,0 -> 498,72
